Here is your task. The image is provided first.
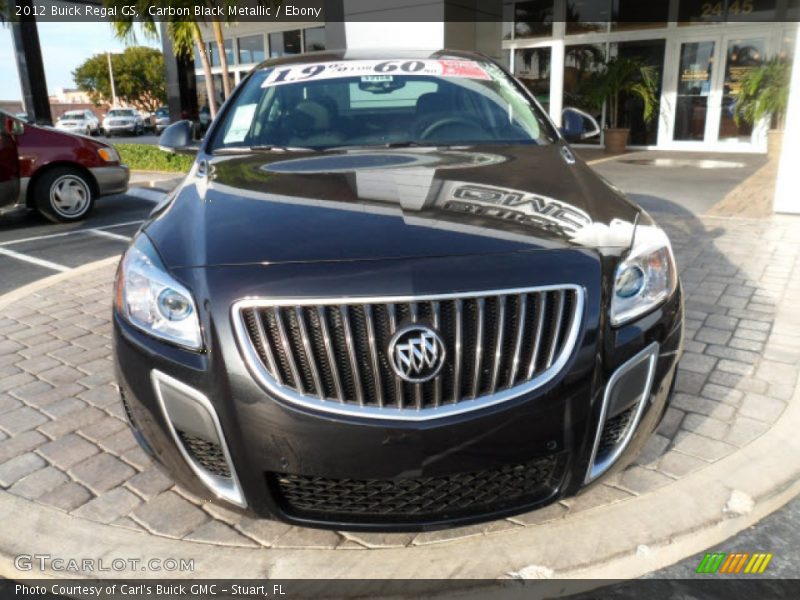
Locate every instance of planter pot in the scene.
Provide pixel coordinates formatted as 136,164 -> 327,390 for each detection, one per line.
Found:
767,129 -> 784,161
604,128 -> 630,154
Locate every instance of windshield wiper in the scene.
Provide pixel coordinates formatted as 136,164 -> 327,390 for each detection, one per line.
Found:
213,145 -> 313,155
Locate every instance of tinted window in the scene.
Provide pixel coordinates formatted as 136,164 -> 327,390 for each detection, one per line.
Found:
304,27 -> 326,52
238,35 -> 265,64
210,59 -> 556,151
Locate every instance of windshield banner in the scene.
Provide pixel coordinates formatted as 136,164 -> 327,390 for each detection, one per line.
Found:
261,59 -> 490,87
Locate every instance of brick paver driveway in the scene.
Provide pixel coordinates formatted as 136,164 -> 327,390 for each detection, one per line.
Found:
0,209 -> 798,550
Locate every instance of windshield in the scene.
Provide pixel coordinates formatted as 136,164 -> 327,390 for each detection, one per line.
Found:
209,58 -> 556,151
63,112 -> 85,120
156,108 -> 168,116
108,110 -> 134,117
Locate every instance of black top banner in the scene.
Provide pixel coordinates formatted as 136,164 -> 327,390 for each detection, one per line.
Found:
5,0 -> 800,23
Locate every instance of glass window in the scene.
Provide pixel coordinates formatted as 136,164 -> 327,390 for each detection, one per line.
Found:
514,47 -> 552,111
611,0 -> 669,31
224,39 -> 235,65
210,59 -> 558,150
719,38 -> 766,140
679,0 -> 777,25
564,44 -> 606,144
514,0 -> 554,39
502,2 -> 514,40
304,27 -> 326,52
208,43 -> 219,67
674,41 -> 715,141
567,0 -> 611,35
269,30 -> 302,58
238,35 -> 265,64
612,40 -> 666,145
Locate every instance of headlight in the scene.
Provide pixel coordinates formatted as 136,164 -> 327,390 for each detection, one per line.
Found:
97,147 -> 119,162
115,234 -> 203,350
610,225 -> 677,326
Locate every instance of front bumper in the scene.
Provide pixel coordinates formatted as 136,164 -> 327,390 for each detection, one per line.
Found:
90,166 -> 130,197
113,259 -> 683,531
105,124 -> 137,134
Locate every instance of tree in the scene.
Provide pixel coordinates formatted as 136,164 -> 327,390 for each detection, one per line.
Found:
72,46 -> 167,112
105,1 -> 220,118
734,57 -> 791,131
582,57 -> 659,129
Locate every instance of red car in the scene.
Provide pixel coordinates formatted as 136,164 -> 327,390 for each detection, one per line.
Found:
0,110 -> 129,223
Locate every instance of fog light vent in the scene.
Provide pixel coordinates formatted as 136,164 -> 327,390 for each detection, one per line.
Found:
585,343 -> 659,483
175,429 -> 231,478
152,370 -> 246,507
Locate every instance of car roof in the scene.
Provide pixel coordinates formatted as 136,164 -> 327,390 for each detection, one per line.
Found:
251,48 -> 493,72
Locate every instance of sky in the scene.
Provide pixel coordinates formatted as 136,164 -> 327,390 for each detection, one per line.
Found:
0,22 -> 160,104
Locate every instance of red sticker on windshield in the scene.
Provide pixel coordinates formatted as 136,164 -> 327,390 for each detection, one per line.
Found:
438,60 -> 491,80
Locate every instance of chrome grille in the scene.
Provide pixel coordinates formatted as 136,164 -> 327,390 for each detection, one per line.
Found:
234,286 -> 583,420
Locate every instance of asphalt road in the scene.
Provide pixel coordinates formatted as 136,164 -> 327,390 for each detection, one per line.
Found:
0,192 -> 157,294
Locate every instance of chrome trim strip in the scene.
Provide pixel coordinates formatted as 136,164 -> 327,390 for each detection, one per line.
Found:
471,297 -> 485,398
387,304 -> 404,408
250,309 -> 280,382
508,294 -> 527,386
340,305 -> 364,406
273,307 -> 302,390
453,298 -> 463,404
151,370 -> 246,508
545,290 -> 566,369
363,305 -> 384,407
489,296 -> 506,394
231,284 -> 585,422
432,301 -> 442,407
584,342 -> 660,484
317,306 -> 344,402
527,293 -> 547,379
294,307 -> 323,397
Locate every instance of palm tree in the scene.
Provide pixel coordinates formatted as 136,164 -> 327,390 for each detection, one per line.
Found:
583,57 -> 659,129
734,57 -> 791,130
105,1 -> 220,118
210,21 -> 232,100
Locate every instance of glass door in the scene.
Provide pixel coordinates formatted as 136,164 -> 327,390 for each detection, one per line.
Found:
718,37 -> 767,141
673,40 -> 716,142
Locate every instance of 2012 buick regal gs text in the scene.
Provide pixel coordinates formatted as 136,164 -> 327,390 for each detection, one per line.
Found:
112,50 -> 684,531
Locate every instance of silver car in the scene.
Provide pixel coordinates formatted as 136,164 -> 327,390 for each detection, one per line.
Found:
55,110 -> 100,136
102,108 -> 144,137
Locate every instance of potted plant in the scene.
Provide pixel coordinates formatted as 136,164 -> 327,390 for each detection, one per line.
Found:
583,57 -> 658,154
734,57 -> 791,159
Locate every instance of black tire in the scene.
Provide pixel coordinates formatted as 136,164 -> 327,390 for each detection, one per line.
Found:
34,166 -> 95,223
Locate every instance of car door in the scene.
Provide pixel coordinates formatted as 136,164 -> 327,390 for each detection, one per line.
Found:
0,114 -> 21,209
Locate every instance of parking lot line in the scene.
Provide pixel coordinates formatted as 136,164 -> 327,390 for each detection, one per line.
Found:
0,246 -> 71,272
88,229 -> 131,242
0,220 -> 144,247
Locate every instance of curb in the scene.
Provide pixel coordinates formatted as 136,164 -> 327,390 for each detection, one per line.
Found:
0,257 -> 798,585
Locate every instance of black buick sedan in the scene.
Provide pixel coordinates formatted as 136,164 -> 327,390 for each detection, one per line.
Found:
113,50 -> 683,531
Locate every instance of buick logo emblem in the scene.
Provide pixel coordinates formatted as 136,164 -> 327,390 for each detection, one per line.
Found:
388,325 -> 446,383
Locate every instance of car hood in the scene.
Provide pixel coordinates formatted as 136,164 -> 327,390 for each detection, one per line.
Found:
146,144 -> 641,269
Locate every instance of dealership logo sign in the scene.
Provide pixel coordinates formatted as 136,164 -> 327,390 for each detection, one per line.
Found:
389,326 -> 446,383
696,552 -> 773,574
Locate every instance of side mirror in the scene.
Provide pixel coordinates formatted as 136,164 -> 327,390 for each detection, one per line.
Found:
561,107 -> 601,143
5,117 -> 24,136
159,120 -> 199,155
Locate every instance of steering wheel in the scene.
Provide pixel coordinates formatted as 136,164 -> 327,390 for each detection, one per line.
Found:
419,117 -> 489,141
